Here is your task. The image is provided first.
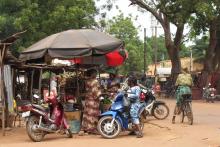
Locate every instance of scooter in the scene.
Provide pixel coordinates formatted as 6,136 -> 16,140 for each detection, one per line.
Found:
97,91 -> 146,139
123,79 -> 169,120
203,83 -> 215,103
20,93 -> 72,142
140,88 -> 169,120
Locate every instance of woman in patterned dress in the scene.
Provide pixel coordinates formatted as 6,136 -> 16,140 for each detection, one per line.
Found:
128,76 -> 143,138
81,69 -> 101,134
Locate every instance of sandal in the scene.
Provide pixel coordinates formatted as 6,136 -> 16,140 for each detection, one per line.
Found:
136,132 -> 143,138
78,131 -> 88,136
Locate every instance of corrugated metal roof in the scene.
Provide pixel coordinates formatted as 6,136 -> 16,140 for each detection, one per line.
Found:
156,68 -> 171,75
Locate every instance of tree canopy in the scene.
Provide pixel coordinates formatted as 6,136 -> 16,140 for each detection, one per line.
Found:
1,0 -> 217,78
0,0 -> 97,55
106,14 -> 144,74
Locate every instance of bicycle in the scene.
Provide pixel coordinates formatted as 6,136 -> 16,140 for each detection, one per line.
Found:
172,94 -> 193,125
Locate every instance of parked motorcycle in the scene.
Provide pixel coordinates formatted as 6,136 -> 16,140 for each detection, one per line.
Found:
203,83 -> 215,103
97,90 -> 146,139
20,93 -> 72,142
140,88 -> 169,120
121,78 -> 169,120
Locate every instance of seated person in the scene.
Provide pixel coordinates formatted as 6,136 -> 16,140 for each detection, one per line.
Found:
107,73 -> 120,95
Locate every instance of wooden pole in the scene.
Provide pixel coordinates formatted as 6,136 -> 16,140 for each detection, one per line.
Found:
144,28 -> 147,74
76,69 -> 79,97
30,70 -> 34,103
38,69 -> 43,98
0,44 -> 6,136
12,69 -> 16,100
154,26 -> 158,84
49,71 -> 51,96
0,76 -> 6,136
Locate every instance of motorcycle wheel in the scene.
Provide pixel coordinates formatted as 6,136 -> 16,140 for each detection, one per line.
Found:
66,129 -> 73,138
152,104 -> 170,120
97,116 -> 121,139
26,116 -> 45,142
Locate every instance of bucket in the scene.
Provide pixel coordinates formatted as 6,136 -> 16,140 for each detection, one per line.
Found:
68,120 -> 81,134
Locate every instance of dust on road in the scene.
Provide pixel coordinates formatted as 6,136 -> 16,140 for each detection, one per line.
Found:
0,99 -> 220,147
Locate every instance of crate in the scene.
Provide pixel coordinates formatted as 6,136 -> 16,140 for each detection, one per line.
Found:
64,111 -> 81,121
192,87 -> 202,100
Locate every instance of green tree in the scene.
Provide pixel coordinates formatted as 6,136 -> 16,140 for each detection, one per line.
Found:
189,0 -> 220,86
146,36 -> 189,62
190,0 -> 220,71
106,14 -> 145,74
0,0 -> 97,55
190,36 -> 208,61
147,36 -> 168,62
127,0 -> 196,79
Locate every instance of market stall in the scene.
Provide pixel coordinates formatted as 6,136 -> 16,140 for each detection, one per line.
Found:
19,29 -> 127,134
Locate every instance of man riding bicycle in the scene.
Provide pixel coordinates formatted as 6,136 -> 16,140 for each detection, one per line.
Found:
172,68 -> 193,124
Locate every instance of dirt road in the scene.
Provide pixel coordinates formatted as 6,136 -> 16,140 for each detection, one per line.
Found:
0,99 -> 220,147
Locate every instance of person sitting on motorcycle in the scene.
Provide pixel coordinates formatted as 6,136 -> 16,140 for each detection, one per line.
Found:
172,68 -> 193,123
127,76 -> 143,138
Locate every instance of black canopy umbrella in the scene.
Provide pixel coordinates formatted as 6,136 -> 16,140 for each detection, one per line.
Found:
20,29 -> 123,61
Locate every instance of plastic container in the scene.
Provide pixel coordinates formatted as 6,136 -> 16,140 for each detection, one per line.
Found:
68,120 -> 81,134
64,111 -> 81,120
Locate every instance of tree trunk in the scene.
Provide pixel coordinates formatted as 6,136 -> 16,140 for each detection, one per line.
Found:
204,21 -> 217,73
212,47 -> 220,71
215,20 -> 220,71
169,46 -> 181,80
163,19 -> 182,83
129,0 -> 183,84
200,20 -> 218,87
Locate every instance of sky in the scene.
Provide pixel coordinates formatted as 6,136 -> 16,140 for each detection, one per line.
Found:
95,0 -> 194,46
96,0 -> 165,40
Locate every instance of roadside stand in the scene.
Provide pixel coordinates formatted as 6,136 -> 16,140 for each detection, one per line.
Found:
14,29 -> 127,135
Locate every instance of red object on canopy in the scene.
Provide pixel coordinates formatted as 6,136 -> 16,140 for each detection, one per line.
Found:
106,50 -> 126,67
71,58 -> 82,64
70,49 -> 128,67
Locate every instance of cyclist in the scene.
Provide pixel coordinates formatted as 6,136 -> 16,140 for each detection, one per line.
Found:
172,68 -> 193,124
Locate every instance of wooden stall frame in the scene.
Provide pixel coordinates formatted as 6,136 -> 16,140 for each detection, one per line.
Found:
0,31 -> 25,136
0,43 -> 7,136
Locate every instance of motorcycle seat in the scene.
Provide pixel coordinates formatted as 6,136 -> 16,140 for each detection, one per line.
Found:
16,100 -> 31,106
32,104 -> 48,112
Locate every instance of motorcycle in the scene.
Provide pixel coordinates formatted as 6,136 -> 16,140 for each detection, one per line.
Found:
203,83 -> 215,103
140,88 -> 169,120
97,90 -> 146,139
20,92 -> 72,142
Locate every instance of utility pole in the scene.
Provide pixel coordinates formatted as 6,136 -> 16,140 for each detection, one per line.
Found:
154,26 -> 158,79
190,48 -> 193,73
144,28 -> 147,74
151,15 -> 160,84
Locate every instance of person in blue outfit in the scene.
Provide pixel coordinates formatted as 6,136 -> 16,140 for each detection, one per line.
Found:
127,76 -> 143,138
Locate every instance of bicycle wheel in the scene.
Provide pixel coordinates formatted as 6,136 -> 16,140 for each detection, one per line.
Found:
185,102 -> 193,125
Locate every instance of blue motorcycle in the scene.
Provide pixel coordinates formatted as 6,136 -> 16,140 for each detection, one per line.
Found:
97,91 -> 146,139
